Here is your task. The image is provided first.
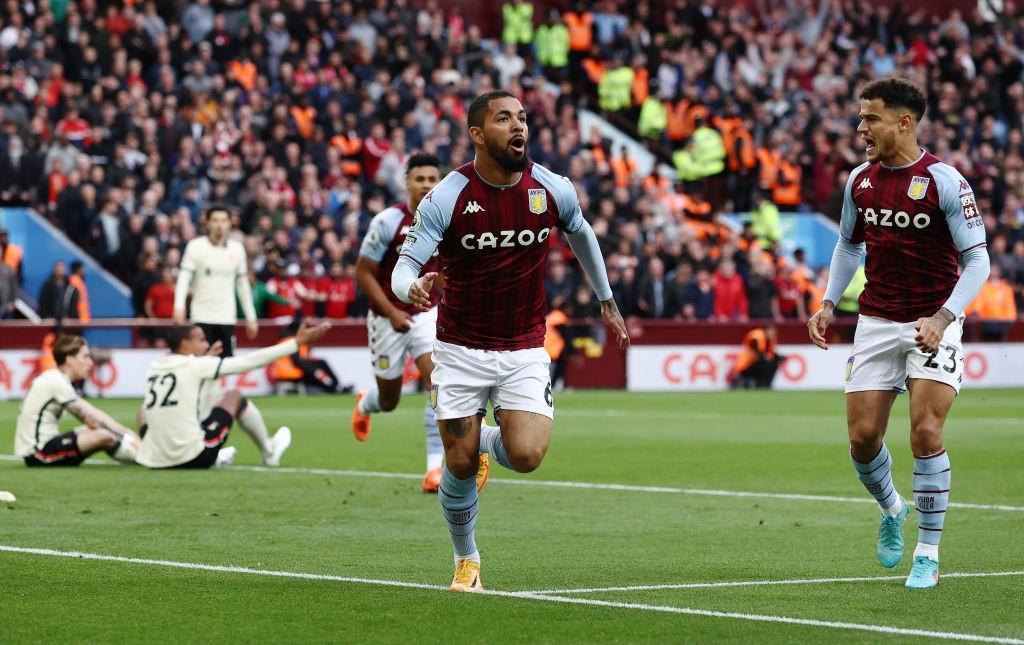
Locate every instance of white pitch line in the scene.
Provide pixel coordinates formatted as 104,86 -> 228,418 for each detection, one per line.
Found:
1,545 -> 1021,644
228,465 -> 1024,512
3,454 -> 1023,512
529,570 -> 1024,595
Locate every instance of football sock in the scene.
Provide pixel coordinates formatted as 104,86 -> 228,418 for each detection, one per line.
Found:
852,443 -> 903,516
237,398 -> 273,456
439,466 -> 479,563
424,400 -> 444,470
105,431 -> 139,463
479,422 -> 512,470
359,387 -> 382,415
913,450 -> 950,562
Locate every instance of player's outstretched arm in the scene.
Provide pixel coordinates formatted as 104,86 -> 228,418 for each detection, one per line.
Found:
214,321 -> 331,376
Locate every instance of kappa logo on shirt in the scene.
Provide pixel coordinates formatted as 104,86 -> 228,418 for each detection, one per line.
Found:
858,177 -> 873,190
462,201 -> 485,214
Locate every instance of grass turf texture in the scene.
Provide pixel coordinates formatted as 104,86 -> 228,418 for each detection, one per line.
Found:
1,389 -> 1022,643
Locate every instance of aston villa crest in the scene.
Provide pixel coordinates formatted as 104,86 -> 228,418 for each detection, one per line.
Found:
528,188 -> 547,214
908,176 -> 930,200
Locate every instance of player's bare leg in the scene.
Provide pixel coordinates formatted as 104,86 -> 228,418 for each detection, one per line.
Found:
487,410 -> 552,473
904,379 -> 955,588
414,353 -> 446,492
847,390 -> 909,568
218,389 -> 290,467
75,428 -> 120,455
438,416 -> 484,591
351,376 -> 401,441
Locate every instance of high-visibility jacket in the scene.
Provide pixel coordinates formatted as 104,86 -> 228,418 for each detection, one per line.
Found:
535,23 -> 570,68
837,266 -> 867,314
751,199 -> 781,244
714,116 -> 757,171
68,274 -> 90,323
564,11 -> 593,51
598,67 -> 634,112
609,155 -> 638,188
733,327 -> 776,374
966,279 -> 1017,321
544,308 -> 569,360
757,147 -> 802,206
672,148 -> 700,182
269,335 -> 309,382
227,60 -> 257,91
582,57 -> 606,84
806,281 -> 826,314
502,2 -> 534,45
290,106 -> 316,140
39,333 -> 57,371
2,242 -> 22,273
666,100 -> 709,141
691,126 -> 726,177
637,97 -> 667,139
631,67 -> 649,105
330,134 -> 363,176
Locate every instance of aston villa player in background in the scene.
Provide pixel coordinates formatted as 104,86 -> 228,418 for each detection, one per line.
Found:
808,77 -> 990,589
392,91 -> 630,592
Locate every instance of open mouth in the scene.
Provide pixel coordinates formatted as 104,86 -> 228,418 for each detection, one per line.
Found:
508,136 -> 526,155
863,137 -> 876,154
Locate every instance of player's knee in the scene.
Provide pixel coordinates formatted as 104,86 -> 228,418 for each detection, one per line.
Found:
848,428 -> 882,460
510,445 -> 547,473
98,430 -> 118,449
378,392 -> 400,412
910,418 -> 944,450
445,452 -> 479,480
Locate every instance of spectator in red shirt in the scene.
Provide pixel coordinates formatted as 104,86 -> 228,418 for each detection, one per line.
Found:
145,266 -> 177,319
775,263 -> 807,320
714,259 -> 749,321
55,107 -> 91,149
300,262 -> 324,317
323,261 -> 356,318
362,122 -> 390,182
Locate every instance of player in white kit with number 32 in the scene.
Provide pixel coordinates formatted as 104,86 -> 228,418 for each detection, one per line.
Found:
136,320 -> 330,469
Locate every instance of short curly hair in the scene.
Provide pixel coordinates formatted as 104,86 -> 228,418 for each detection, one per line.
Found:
859,77 -> 927,122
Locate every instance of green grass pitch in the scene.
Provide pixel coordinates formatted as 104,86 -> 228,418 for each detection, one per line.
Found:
1,389 -> 1022,643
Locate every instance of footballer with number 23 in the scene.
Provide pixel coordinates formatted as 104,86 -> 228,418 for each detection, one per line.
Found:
809,77 -> 990,589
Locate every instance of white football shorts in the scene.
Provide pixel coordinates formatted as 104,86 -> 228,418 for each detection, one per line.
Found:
845,314 -> 965,394
430,339 -> 553,421
367,306 -> 437,380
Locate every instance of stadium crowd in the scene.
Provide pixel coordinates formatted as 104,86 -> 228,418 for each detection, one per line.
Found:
0,0 -> 1021,325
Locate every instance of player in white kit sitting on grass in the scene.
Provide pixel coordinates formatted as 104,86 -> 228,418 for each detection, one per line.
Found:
14,334 -> 140,466
136,320 -> 330,469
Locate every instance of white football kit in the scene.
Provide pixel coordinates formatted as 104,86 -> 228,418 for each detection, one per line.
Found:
137,340 -> 297,468
14,368 -> 79,457
174,236 -> 257,326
